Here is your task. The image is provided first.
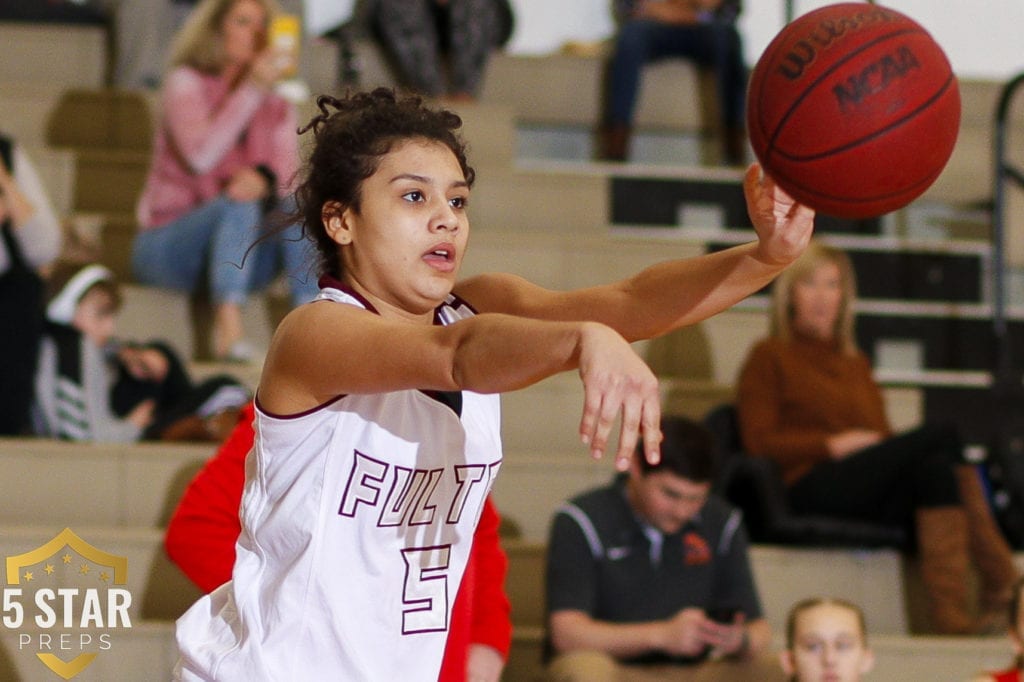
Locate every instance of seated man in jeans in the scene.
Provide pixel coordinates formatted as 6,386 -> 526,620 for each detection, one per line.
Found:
544,416 -> 782,682
598,0 -> 747,164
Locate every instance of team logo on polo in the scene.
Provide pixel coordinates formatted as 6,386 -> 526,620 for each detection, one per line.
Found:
3,528 -> 132,679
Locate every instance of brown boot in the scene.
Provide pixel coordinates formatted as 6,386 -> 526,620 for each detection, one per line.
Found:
956,465 -> 1019,629
597,124 -> 631,162
916,506 -> 974,634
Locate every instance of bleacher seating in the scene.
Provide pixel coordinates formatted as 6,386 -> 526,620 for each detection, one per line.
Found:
4,17 -> 1024,682
0,22 -> 106,89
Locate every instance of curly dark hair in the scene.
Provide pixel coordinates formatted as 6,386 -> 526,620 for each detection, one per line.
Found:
293,88 -> 475,280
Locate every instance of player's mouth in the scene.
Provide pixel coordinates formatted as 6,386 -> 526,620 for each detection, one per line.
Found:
423,243 -> 456,272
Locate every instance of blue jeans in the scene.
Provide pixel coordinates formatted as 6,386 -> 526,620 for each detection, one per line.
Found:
605,19 -> 747,130
131,196 -> 319,307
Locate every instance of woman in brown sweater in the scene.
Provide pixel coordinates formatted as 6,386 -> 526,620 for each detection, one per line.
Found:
737,241 -> 1016,635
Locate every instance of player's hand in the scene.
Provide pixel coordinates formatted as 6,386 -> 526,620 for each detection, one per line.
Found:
576,322 -> 661,470
660,608 -> 707,657
465,644 -> 504,682
744,162 -> 815,267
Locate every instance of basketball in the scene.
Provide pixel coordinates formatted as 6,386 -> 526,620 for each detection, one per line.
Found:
746,3 -> 961,219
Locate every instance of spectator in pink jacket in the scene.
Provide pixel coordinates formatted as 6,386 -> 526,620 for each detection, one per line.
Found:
133,0 -> 316,361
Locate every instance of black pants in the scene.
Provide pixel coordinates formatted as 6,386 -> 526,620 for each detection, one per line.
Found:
788,424 -> 962,528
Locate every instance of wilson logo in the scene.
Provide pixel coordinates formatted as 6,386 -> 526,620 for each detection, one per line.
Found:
775,8 -> 900,81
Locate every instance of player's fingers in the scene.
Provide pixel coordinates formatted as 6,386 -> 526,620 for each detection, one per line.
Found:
641,398 -> 662,466
590,399 -> 619,461
790,199 -> 816,223
588,380 -> 624,461
578,382 -> 604,452
614,397 -> 643,471
743,161 -> 763,190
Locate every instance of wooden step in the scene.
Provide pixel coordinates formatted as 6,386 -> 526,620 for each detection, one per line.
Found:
0,526 -> 203,623
93,212 -> 135,282
0,617 -> 1008,682
0,23 -> 106,88
71,148 -> 150,215
445,101 -> 517,169
22,145 -> 76,219
46,89 -> 154,152
480,51 -> 716,135
115,282 -> 278,363
868,634 -> 1008,682
507,625 -> 546,682
498,539 -> 954,637
0,85 -> 66,149
0,439 -> 214,529
0,620 -> 178,682
469,166 -> 607,234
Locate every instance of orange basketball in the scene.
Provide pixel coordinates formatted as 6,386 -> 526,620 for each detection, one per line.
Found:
747,3 -> 960,218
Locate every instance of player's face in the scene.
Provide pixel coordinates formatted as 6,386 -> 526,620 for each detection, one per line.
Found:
630,469 -> 709,535
221,0 -> 267,67
781,603 -> 874,682
332,138 -> 470,321
791,260 -> 843,341
72,288 -> 118,348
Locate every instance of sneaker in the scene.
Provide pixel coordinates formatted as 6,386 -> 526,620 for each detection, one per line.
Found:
218,339 -> 256,363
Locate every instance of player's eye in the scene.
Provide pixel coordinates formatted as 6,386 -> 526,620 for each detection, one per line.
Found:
449,196 -> 467,210
402,190 -> 424,203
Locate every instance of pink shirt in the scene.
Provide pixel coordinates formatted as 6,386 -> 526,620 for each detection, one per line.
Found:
136,67 -> 298,230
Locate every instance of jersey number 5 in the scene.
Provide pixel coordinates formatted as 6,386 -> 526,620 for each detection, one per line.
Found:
400,545 -> 451,634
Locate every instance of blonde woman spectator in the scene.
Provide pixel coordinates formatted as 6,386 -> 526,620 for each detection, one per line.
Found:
737,242 -> 1018,634
133,0 -> 316,361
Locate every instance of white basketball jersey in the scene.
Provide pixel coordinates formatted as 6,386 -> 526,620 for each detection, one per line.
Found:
174,286 -> 503,681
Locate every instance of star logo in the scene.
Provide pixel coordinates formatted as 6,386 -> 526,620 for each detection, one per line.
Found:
4,528 -> 132,680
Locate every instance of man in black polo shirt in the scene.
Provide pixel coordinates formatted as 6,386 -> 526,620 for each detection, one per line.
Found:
545,416 -> 781,681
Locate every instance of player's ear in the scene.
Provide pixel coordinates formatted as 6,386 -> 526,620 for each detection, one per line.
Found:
322,200 -> 353,246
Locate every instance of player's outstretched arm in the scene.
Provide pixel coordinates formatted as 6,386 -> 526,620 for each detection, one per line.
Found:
259,305 -> 661,467
456,164 -> 814,341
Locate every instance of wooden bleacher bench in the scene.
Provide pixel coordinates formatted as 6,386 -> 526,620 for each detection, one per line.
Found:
0,620 -> 179,682
0,524 -> 202,623
481,49 -> 718,136
0,438 -> 214,529
0,22 -> 106,89
0,441 -> 1018,680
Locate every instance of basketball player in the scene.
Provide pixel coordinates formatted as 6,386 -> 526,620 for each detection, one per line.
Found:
173,87 -> 814,680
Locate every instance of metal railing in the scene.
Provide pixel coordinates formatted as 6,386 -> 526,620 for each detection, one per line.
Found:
992,72 -> 1024,388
